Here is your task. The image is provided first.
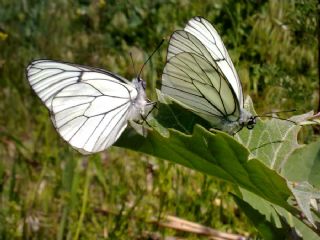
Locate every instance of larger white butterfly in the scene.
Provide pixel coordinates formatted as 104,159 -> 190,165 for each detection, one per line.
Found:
26,60 -> 149,154
161,17 -> 256,134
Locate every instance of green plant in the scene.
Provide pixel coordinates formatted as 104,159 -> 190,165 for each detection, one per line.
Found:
117,95 -> 320,239
0,0 -> 318,239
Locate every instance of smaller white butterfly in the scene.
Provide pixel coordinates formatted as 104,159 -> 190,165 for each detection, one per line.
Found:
26,60 -> 149,154
161,17 -> 256,134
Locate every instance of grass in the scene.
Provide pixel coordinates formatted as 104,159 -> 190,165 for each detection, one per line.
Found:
0,0 -> 318,239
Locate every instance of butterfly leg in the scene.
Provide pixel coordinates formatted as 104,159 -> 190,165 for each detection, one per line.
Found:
145,101 -> 158,118
137,101 -> 158,128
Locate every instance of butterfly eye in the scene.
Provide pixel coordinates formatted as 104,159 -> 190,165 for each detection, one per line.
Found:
141,80 -> 147,90
246,117 -> 256,130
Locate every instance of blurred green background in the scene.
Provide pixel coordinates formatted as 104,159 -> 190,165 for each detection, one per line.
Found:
0,0 -> 318,239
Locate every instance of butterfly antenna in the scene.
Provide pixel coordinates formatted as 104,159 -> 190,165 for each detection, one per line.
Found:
260,109 -> 297,116
138,39 -> 164,79
254,115 -> 297,124
254,109 -> 298,124
129,52 -> 138,77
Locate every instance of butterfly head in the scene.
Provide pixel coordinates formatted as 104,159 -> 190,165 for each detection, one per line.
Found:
133,77 -> 147,92
246,116 -> 256,130
131,78 -> 148,116
137,76 -> 147,90
239,109 -> 256,130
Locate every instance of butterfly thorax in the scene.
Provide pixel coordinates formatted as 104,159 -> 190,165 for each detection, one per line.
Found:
239,108 -> 256,129
221,108 -> 256,134
128,78 -> 148,120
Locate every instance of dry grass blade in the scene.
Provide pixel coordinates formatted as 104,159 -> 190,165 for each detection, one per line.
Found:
94,208 -> 247,239
155,215 -> 247,240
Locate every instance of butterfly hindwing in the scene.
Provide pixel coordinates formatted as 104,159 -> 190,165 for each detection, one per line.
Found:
162,52 -> 240,125
51,81 -> 135,154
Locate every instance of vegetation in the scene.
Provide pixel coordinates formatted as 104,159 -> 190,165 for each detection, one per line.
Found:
0,0 -> 318,239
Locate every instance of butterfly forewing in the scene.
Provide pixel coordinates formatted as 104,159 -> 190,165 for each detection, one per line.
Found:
165,17 -> 243,106
184,17 -> 242,104
27,60 -> 130,110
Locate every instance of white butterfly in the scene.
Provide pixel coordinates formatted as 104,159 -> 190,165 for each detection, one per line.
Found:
161,16 -> 256,134
26,60 -> 149,154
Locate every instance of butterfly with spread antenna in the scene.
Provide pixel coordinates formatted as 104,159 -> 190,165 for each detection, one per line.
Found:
161,16 -> 257,134
26,41 -> 163,154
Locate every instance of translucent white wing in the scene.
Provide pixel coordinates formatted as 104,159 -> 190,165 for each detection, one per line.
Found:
51,81 -> 134,154
27,59 -> 130,110
166,16 -> 243,105
162,52 -> 240,126
27,60 -> 140,154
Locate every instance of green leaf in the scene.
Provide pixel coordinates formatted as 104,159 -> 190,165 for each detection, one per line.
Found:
116,124 -> 293,211
116,94 -> 319,236
281,137 -> 320,227
282,138 -> 320,188
288,182 -> 320,228
235,97 -> 314,171
238,188 -> 319,240
231,193 -> 287,240
235,97 -> 320,231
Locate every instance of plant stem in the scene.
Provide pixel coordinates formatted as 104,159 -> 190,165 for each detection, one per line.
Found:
73,159 -> 91,240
